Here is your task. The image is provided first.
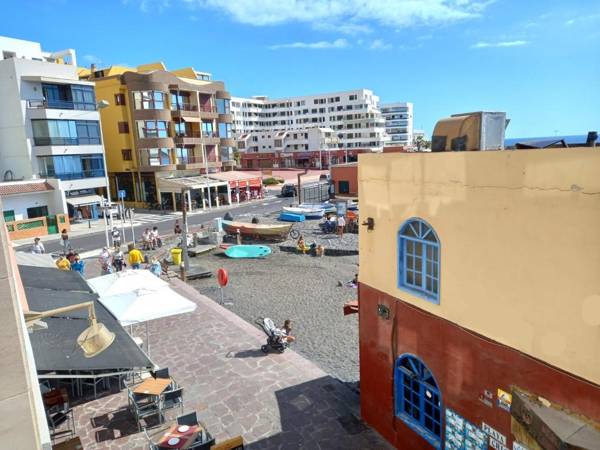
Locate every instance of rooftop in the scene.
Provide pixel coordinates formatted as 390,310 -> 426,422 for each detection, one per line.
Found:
0,180 -> 54,196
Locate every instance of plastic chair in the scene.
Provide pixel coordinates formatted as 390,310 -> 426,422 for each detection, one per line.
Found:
176,411 -> 198,426
160,387 -> 184,422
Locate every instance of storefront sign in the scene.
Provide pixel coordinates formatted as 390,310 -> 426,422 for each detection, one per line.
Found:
497,388 -> 512,412
445,409 -> 487,450
482,423 -> 506,445
490,439 -> 509,450
513,442 -> 529,450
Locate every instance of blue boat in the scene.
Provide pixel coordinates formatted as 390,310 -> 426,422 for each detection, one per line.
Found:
279,212 -> 305,222
224,245 -> 272,258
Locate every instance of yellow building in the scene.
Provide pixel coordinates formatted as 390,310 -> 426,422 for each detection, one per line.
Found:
357,147 -> 600,450
81,62 -> 235,209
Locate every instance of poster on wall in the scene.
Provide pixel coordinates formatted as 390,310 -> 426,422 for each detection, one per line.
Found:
445,409 -> 487,450
497,388 -> 512,412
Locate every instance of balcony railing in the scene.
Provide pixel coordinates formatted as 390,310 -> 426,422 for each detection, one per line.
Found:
176,156 -> 204,165
202,131 -> 218,138
33,137 -> 102,146
40,169 -> 105,180
27,99 -> 96,111
199,105 -> 217,113
175,132 -> 202,138
171,103 -> 198,112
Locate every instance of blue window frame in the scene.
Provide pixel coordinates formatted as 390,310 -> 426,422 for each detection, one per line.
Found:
394,355 -> 442,449
398,218 -> 440,303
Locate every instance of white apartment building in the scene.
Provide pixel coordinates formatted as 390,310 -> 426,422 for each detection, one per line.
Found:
381,102 -> 413,147
0,36 -> 108,221
231,89 -> 387,168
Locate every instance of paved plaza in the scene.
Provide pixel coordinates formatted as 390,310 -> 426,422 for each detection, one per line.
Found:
71,276 -> 390,449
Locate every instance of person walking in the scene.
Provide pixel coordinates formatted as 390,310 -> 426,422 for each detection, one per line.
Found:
127,244 -> 144,270
71,254 -> 85,276
111,226 -> 121,250
174,220 -> 182,235
337,214 -> 346,238
112,248 -> 125,272
148,257 -> 161,277
60,229 -> 70,254
31,237 -> 45,254
98,247 -> 112,276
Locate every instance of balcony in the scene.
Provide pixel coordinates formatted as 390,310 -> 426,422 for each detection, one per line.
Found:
174,132 -> 202,145
27,99 -> 96,111
40,169 -> 105,181
171,103 -> 200,119
176,155 -> 204,169
33,137 -> 102,146
199,104 -> 218,119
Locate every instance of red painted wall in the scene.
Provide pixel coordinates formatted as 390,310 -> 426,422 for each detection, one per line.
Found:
358,283 -> 600,450
331,164 -> 358,196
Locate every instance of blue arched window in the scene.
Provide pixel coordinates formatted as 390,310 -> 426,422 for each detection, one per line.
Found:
398,218 -> 440,303
394,355 -> 442,449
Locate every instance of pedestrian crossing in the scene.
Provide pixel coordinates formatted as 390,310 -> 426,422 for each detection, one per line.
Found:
130,212 -> 181,225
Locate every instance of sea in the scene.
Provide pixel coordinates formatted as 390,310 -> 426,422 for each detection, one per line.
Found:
504,134 -> 592,147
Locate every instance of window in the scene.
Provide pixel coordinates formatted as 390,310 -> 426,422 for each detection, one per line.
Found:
42,83 -> 96,110
216,98 -> 230,114
121,149 -> 132,161
38,154 -> 105,180
398,219 -> 439,302
136,120 -> 169,138
27,206 -> 49,219
349,94 -> 358,101
114,93 -> 126,105
218,123 -> 231,138
31,119 -> 101,146
133,91 -> 166,110
394,355 -> 441,449
3,210 -> 15,222
118,121 -> 129,134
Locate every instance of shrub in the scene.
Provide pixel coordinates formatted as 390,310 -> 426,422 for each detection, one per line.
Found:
263,177 -> 282,186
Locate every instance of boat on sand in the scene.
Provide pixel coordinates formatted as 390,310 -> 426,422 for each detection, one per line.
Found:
225,245 -> 272,259
282,206 -> 325,218
221,220 -> 292,239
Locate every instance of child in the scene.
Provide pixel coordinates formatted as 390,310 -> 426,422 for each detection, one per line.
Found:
281,319 -> 296,343
71,254 -> 85,276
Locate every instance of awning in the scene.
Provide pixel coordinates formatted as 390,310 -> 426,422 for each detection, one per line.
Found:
21,75 -> 95,86
15,252 -> 56,268
66,194 -> 103,207
19,265 -> 92,293
158,176 -> 227,193
25,287 -> 153,371
181,116 -> 202,123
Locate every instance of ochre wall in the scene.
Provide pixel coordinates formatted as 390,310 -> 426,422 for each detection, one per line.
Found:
331,164 -> 358,196
94,77 -> 136,174
358,148 -> 600,385
358,283 -> 600,450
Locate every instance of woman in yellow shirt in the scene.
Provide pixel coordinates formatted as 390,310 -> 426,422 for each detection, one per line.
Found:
128,246 -> 144,269
55,256 -> 71,271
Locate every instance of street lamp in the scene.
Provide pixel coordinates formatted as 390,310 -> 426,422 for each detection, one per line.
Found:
25,301 -> 115,358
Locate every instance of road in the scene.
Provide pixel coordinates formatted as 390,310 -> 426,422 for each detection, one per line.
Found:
15,196 -> 290,254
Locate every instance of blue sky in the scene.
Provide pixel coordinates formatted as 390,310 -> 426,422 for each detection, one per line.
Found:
2,0 -> 599,137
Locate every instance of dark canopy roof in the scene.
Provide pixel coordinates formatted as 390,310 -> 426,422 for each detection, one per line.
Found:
514,138 -> 568,149
19,265 -> 92,292
20,266 -> 153,372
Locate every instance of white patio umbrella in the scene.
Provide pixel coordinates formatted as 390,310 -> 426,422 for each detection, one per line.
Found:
88,269 -> 167,297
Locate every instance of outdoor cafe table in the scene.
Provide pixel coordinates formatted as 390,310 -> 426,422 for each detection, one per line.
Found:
133,377 -> 172,396
157,424 -> 202,449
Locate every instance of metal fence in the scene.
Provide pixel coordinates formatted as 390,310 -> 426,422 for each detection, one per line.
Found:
301,182 -> 329,203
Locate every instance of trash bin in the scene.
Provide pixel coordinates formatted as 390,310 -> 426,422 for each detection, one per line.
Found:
171,248 -> 183,266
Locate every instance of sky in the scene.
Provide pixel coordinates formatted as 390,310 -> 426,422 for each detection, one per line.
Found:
2,0 -> 599,137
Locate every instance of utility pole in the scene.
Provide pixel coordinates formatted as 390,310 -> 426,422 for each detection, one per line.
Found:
180,187 -> 190,281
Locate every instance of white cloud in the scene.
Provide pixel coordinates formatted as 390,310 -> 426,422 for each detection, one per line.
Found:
369,39 -> 392,50
313,22 -> 373,35
187,0 -> 492,28
565,19 -> 576,26
83,54 -> 102,64
471,40 -> 528,48
269,38 -> 349,50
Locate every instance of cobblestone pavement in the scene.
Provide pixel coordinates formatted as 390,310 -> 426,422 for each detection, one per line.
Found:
71,277 -> 391,449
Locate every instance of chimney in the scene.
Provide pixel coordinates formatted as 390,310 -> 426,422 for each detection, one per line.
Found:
586,131 -> 598,148
90,64 -> 96,78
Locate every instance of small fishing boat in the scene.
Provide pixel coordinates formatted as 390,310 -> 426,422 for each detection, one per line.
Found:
299,202 -> 336,213
224,245 -> 272,259
282,206 -> 325,219
222,220 -> 292,239
279,212 -> 305,222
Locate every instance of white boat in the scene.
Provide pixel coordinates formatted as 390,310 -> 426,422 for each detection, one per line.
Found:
282,206 -> 325,218
299,202 -> 336,213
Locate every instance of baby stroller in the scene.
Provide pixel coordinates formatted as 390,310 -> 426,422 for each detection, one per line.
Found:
255,317 -> 288,354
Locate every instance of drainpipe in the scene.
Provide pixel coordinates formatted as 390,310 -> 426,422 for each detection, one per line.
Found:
297,168 -> 308,205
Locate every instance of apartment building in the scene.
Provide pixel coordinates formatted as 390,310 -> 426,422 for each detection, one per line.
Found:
231,89 -> 388,168
380,102 -> 413,147
0,36 -> 108,221
82,63 -> 235,209
357,148 -> 600,449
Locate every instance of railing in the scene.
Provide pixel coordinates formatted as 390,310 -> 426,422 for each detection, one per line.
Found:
202,131 -> 218,138
33,137 -> 102,146
175,132 -> 202,138
171,104 -> 198,112
199,105 -> 217,113
176,155 -> 204,165
27,99 -> 96,111
40,169 -> 106,180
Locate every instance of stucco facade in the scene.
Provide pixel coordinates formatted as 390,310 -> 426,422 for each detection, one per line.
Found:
358,147 -> 600,449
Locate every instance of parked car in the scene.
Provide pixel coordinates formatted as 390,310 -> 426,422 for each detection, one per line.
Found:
281,184 -> 297,197
319,174 -> 330,182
